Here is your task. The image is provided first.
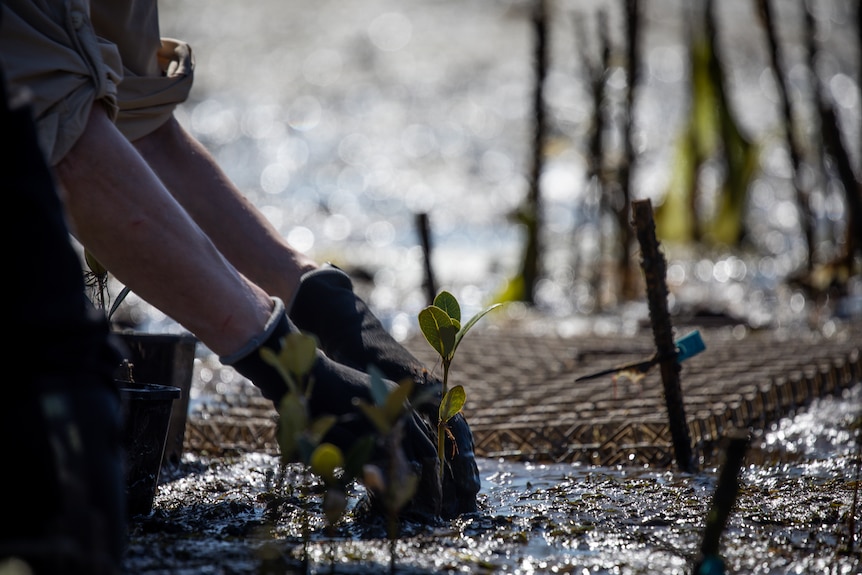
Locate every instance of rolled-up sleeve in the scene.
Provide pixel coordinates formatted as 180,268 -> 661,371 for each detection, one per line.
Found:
0,0 -> 196,163
0,0 -> 123,165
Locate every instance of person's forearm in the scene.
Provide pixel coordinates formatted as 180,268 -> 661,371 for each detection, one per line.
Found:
56,106 -> 273,357
133,116 -> 318,306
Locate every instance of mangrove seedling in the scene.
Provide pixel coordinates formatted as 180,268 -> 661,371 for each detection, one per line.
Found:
355,367 -> 421,575
261,333 -> 374,571
418,291 -> 501,480
261,332 -> 335,464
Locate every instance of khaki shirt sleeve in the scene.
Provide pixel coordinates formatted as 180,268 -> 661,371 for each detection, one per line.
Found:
90,1 -> 195,141
113,37 -> 195,142
0,0 -> 123,165
0,0 -> 196,163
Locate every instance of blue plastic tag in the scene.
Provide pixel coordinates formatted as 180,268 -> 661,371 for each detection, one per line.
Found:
675,330 -> 706,362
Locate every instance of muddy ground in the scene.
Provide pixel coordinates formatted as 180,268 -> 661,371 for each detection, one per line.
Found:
124,384 -> 860,575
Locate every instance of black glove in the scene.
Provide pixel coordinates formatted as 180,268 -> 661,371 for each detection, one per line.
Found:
288,265 -> 481,518
222,299 -> 442,519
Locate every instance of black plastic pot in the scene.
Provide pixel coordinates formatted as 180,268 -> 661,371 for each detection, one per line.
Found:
116,332 -> 197,466
120,381 -> 181,517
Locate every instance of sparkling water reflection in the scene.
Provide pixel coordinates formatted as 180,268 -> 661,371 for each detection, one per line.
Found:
136,0 -> 862,340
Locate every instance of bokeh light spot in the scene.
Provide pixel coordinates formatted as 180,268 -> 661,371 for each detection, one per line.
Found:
368,12 -> 412,52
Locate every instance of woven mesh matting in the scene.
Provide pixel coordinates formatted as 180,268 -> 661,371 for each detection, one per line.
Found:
184,324 -> 861,467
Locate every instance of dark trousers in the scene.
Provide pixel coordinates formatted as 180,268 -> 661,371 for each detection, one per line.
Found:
1,65 -> 127,575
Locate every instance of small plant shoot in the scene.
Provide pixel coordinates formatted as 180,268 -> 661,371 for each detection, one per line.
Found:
84,250 -> 132,322
261,331 -> 375,553
261,332 -> 335,464
355,367 -> 421,573
355,367 -> 420,514
419,291 -> 501,479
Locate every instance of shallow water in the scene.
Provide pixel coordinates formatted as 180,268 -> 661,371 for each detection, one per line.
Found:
126,383 -> 860,574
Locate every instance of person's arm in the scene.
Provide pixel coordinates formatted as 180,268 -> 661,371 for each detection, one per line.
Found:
132,115 -> 319,308
56,105 -> 274,358
130,111 -> 480,517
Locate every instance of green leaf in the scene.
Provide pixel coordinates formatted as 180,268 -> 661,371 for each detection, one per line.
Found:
281,333 -> 318,380
439,324 -> 458,360
307,414 -> 337,445
276,392 -> 307,462
419,306 -> 457,360
356,401 -> 392,435
261,347 -> 297,395
433,291 -> 461,322
356,378 -> 414,433
84,250 -> 108,277
454,303 -> 502,352
439,385 -> 466,422
107,286 -> 131,321
310,442 -> 344,484
263,333 -> 318,396
383,379 -> 413,423
368,365 -> 389,406
343,435 -> 376,481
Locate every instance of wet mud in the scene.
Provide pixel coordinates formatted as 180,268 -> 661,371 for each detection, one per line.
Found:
124,384 -> 860,574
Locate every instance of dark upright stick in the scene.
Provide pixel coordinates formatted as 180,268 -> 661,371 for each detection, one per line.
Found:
632,199 -> 695,473
803,0 -> 862,263
416,212 -> 438,305
757,0 -> 814,272
692,431 -> 749,574
617,0 -> 641,299
574,9 -> 610,308
520,0 -> 548,304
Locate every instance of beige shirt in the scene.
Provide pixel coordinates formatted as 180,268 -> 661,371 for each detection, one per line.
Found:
0,0 -> 194,165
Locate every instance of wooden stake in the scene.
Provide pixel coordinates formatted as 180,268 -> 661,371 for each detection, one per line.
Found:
415,212 -> 437,305
632,198 -> 695,473
692,430 -> 749,574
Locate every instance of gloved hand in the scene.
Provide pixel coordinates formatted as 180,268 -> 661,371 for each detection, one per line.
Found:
288,265 -> 481,518
222,298 -> 443,519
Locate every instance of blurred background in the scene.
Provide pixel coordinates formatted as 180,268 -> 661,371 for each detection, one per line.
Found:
122,0 -> 861,343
